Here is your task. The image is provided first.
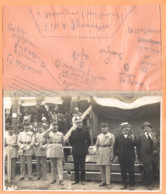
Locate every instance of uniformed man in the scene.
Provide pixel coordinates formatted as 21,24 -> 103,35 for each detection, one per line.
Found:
43,120 -> 65,185
34,123 -> 47,181
5,126 -> 18,180
30,121 -> 38,134
17,122 -> 35,181
95,122 -> 115,189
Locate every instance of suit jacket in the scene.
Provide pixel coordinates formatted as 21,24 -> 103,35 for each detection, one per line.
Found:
69,126 -> 91,156
136,132 -> 159,164
114,133 -> 135,163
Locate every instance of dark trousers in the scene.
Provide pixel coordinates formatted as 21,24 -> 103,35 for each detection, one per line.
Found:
143,162 -> 153,186
119,160 -> 135,186
73,154 -> 86,182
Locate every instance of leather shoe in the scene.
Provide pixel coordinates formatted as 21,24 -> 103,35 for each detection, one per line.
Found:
129,186 -> 134,190
147,185 -> 152,190
99,183 -> 106,186
28,177 -> 34,181
50,180 -> 56,184
120,185 -> 127,190
36,176 -> 41,180
59,180 -> 64,186
18,177 -> 24,181
106,184 -> 111,189
72,182 -> 79,185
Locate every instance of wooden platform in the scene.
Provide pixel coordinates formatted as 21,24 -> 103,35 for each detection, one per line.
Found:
64,154 -> 143,182
63,171 -> 143,182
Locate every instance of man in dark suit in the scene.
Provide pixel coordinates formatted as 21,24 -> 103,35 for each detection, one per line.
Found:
69,117 -> 91,185
114,122 -> 135,190
136,122 -> 159,190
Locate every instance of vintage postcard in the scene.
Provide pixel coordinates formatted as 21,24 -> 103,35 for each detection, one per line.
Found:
1,0 -> 166,193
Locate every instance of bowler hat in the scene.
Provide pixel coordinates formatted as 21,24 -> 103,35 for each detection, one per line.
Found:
141,121 -> 152,129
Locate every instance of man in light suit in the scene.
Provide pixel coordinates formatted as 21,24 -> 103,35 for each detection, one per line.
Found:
136,122 -> 159,190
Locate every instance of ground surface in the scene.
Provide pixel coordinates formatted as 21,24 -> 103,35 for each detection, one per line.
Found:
4,173 -> 160,191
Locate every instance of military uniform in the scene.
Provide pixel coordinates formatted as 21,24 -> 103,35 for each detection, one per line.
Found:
5,130 -> 18,179
96,132 -> 115,185
34,130 -> 47,180
43,129 -> 65,183
17,129 -> 35,180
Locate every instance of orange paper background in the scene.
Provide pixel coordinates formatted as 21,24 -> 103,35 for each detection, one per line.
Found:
2,4 -> 162,92
0,0 -> 166,194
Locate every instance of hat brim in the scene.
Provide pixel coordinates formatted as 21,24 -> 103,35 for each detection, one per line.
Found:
141,125 -> 152,129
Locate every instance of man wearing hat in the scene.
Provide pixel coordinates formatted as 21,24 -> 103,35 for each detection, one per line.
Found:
42,117 -> 49,130
43,120 -> 65,185
114,122 -> 135,190
17,122 -> 35,181
34,123 -> 47,181
136,122 -> 159,190
72,107 -> 82,126
5,126 -> 18,180
95,122 -> 115,189
69,117 -> 91,185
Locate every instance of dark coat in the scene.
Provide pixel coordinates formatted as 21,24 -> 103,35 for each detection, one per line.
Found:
136,132 -> 159,164
69,126 -> 91,156
114,134 -> 135,163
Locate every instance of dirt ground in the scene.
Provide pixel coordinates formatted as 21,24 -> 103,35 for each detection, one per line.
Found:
4,173 -> 160,191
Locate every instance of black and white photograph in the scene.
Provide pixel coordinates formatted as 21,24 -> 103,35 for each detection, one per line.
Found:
3,95 -> 161,191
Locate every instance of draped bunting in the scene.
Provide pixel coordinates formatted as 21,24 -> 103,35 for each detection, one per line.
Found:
91,96 -> 161,121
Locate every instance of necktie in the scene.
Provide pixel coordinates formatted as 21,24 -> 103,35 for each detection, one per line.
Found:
147,133 -> 153,146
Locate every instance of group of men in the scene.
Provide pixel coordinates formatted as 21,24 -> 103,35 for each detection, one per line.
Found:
95,121 -> 159,190
5,118 -> 159,190
5,120 -> 65,185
